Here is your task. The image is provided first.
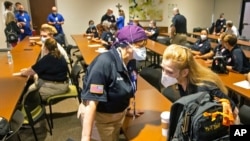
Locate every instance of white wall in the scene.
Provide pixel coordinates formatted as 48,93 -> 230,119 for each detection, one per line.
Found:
0,0 -> 243,48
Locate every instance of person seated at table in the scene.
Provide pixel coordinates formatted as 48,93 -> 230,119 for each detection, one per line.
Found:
100,31 -> 116,50
84,20 -> 98,38
223,34 -> 250,74
225,20 -> 239,37
91,22 -> 109,43
190,28 -> 211,57
20,38 -> 69,100
145,20 -> 159,41
39,25 -> 69,63
160,44 -> 240,123
197,33 -> 230,61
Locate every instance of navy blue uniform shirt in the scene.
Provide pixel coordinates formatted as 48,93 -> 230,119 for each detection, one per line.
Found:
81,48 -> 135,113
227,45 -> 250,73
191,38 -> 211,55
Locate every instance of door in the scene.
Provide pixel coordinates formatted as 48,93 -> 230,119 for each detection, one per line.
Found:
29,0 -> 56,35
242,2 -> 250,39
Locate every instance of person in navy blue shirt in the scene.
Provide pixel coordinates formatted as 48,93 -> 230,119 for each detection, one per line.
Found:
15,5 -> 32,41
223,34 -> 250,74
78,25 -> 146,141
190,28 -> 211,56
47,6 -> 65,34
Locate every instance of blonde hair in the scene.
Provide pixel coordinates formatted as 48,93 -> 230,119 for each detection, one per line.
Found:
162,44 -> 228,94
41,23 -> 58,35
5,12 -> 15,25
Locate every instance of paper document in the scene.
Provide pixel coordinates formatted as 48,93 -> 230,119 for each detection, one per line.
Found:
88,44 -> 102,48
12,72 -> 22,76
95,48 -> 108,53
29,36 -> 40,40
233,80 -> 250,89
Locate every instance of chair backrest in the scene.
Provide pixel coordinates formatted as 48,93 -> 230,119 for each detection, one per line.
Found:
69,64 -> 83,100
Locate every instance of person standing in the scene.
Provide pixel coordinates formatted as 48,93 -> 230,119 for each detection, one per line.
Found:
3,1 -> 14,23
116,9 -> 125,30
47,6 -> 65,34
213,13 -> 226,35
78,25 -> 146,141
5,12 -> 22,47
170,7 -> 187,46
15,5 -> 32,41
101,8 -> 116,24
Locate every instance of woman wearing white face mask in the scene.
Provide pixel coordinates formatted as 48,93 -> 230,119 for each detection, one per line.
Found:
190,28 -> 211,57
78,25 -> 146,141
161,44 -> 239,123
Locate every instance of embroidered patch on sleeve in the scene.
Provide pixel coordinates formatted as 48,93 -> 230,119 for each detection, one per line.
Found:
90,84 -> 104,94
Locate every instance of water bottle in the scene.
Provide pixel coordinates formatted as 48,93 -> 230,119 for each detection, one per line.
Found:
7,51 -> 13,64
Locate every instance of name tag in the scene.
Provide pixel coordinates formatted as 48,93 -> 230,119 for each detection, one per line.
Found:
117,77 -> 123,81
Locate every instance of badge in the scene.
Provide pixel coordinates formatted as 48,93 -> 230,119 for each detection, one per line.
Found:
90,84 -> 104,94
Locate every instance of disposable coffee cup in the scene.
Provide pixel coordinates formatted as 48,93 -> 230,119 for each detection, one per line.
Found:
161,111 -> 170,137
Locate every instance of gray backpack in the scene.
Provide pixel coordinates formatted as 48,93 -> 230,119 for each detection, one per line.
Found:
168,91 -> 231,141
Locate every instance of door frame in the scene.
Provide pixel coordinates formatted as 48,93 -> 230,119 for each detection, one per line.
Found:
239,0 -> 250,35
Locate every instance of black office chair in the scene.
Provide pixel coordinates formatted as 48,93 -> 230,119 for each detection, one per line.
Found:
139,67 -> 162,91
21,89 -> 52,141
4,110 -> 24,141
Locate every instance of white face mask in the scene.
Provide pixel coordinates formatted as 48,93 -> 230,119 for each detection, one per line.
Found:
218,39 -> 221,44
132,47 -> 147,61
161,73 -> 178,88
200,35 -> 207,40
41,37 -> 47,44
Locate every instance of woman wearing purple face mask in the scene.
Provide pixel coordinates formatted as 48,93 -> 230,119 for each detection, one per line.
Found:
190,28 -> 211,58
78,25 -> 147,141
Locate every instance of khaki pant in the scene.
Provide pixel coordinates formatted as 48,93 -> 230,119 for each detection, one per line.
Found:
22,77 -> 69,103
170,33 -> 187,46
78,103 -> 126,141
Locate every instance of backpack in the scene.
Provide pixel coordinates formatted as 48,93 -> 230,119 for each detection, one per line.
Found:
4,24 -> 18,43
0,117 -> 10,140
211,56 -> 228,74
168,91 -> 234,141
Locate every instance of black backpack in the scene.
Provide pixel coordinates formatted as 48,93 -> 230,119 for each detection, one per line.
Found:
211,56 -> 228,74
168,91 -> 233,141
4,24 -> 18,43
0,117 -> 10,140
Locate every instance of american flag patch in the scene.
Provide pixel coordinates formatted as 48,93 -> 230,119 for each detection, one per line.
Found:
90,84 -> 104,94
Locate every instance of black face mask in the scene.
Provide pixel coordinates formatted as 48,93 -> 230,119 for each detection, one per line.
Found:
19,10 -> 23,13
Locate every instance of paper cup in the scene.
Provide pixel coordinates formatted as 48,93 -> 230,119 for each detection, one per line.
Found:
160,111 -> 170,137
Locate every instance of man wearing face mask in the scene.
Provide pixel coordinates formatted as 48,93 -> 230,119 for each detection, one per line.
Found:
15,5 -> 32,41
39,26 -> 69,63
101,8 -> 116,24
78,25 -> 146,141
213,13 -> 226,35
47,6 -> 65,35
190,28 -> 211,57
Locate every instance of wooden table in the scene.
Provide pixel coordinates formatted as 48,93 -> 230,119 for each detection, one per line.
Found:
160,32 -> 250,59
123,76 -> 171,141
71,34 -> 171,141
71,35 -> 101,65
0,37 -> 41,121
192,32 -> 250,47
